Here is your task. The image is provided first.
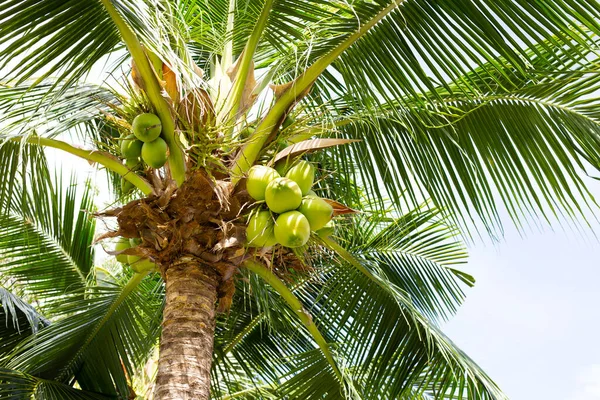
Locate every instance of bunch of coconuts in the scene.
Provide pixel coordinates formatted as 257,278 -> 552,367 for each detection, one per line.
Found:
120,113 -> 169,193
113,237 -> 156,273
246,160 -> 334,249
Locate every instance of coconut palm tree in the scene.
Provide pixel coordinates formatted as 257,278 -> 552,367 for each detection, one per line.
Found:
1,0 -> 600,399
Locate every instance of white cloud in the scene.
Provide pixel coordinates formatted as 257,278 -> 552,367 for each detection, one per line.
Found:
568,365 -> 600,400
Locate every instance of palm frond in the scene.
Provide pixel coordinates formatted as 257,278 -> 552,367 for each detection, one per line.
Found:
211,265 -> 344,398
298,245 -> 502,399
184,0 -> 600,91
281,0 -> 600,107
321,33 -> 600,232
0,169 -> 95,312
0,0 -> 121,89
211,203 -> 493,398
0,368 -> 113,400
213,255 -> 501,399
0,141 -> 47,213
0,83 -> 116,142
349,207 -> 471,322
0,287 -> 48,357
4,272 -> 163,398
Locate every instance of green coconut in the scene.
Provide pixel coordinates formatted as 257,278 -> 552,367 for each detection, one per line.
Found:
127,254 -> 140,264
132,113 -> 162,142
246,210 -> 278,247
316,220 -> 335,238
130,258 -> 156,273
307,189 -> 317,196
274,159 -> 293,176
298,195 -> 333,231
285,160 -> 315,195
265,177 -> 303,214
142,137 -> 169,169
114,238 -> 131,263
247,165 -> 280,201
120,135 -> 143,159
274,211 -> 311,248
127,238 -> 142,264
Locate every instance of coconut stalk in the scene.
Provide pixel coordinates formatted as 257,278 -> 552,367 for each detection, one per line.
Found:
99,0 -> 186,186
11,135 -> 154,195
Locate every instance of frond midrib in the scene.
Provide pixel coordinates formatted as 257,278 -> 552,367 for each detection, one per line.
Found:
56,272 -> 148,382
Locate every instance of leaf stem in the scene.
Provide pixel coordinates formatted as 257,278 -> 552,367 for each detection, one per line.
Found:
231,0 -> 405,181
99,0 -> 186,185
320,236 -> 382,287
223,313 -> 265,355
12,136 -> 154,195
243,259 -> 344,383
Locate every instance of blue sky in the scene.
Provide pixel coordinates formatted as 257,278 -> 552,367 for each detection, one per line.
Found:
444,180 -> 600,399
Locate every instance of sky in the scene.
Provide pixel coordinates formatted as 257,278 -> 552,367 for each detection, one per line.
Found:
443,179 -> 600,400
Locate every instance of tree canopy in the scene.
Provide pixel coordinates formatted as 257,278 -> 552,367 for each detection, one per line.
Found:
1,0 -> 599,398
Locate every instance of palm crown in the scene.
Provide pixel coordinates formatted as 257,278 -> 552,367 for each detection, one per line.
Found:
1,1 -> 600,399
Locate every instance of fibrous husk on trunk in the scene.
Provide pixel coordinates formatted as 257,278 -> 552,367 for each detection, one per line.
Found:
99,170 -> 251,312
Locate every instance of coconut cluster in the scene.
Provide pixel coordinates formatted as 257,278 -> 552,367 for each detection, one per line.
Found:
114,237 -> 157,273
246,160 -> 335,248
120,113 -> 170,193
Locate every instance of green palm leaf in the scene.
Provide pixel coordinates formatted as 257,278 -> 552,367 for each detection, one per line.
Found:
0,0 -> 121,88
325,34 -> 600,231
351,208 -> 471,322
4,272 -> 163,398
301,247 -> 501,399
0,141 -> 47,213
286,0 -> 600,107
0,287 -> 48,357
0,83 -> 116,142
0,368 -> 113,400
211,203 -> 495,399
0,159 -> 95,312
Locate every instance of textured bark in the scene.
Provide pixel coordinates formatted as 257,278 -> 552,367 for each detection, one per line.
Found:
154,259 -> 218,400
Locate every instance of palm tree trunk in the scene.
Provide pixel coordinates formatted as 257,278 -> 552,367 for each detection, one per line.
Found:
154,258 -> 218,400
